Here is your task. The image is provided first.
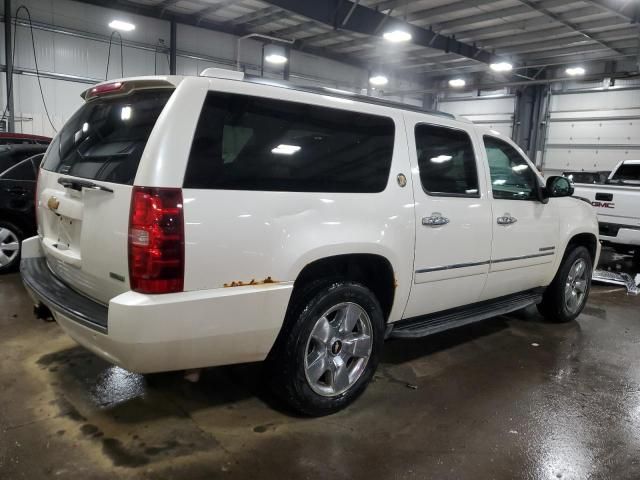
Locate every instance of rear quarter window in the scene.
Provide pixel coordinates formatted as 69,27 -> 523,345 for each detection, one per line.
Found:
184,92 -> 395,193
42,90 -> 172,185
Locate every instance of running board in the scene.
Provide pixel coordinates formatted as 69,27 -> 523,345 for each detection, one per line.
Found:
389,289 -> 544,339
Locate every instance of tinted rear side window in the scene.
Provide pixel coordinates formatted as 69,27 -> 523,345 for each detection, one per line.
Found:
610,164 -> 640,184
415,123 -> 479,197
184,92 -> 395,193
42,90 -> 172,185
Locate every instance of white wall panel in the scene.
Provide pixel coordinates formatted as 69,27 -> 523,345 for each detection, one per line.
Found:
544,88 -> 640,174
439,96 -> 515,137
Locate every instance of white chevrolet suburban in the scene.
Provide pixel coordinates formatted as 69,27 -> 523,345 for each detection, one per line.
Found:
572,160 -> 640,263
21,70 -> 599,416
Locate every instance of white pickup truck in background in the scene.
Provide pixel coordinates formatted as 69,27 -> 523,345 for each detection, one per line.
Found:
573,160 -> 640,263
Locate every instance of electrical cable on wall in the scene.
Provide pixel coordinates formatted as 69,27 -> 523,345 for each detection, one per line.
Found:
105,30 -> 124,80
0,5 -> 58,133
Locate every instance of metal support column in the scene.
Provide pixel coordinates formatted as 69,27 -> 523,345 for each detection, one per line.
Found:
4,0 -> 15,132
169,19 -> 177,75
283,46 -> 290,81
513,83 -> 546,164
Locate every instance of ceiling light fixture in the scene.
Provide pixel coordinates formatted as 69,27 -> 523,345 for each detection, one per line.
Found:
271,144 -> 301,155
449,78 -> 466,88
383,30 -> 412,43
109,20 -> 135,32
369,75 -> 389,86
490,62 -> 513,72
566,66 -> 586,76
264,44 -> 288,65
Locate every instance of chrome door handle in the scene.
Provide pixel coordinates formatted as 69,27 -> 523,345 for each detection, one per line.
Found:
422,212 -> 450,227
497,213 -> 518,225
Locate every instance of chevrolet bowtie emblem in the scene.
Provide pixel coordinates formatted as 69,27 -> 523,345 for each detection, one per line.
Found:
47,196 -> 60,211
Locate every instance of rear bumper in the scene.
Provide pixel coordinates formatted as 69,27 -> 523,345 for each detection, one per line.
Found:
20,236 -> 293,373
21,257 -> 108,333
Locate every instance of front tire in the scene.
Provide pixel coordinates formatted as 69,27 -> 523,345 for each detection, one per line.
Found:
267,280 -> 384,416
0,221 -> 23,274
537,246 -> 592,323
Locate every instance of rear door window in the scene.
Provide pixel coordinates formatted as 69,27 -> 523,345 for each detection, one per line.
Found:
610,164 -> 640,185
41,90 -> 173,185
414,123 -> 479,197
184,92 -> 395,193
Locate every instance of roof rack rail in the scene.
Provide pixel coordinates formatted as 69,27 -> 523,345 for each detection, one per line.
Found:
196,67 -> 454,119
245,76 -> 455,119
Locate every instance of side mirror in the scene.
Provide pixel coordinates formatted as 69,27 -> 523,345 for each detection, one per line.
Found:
546,175 -> 574,198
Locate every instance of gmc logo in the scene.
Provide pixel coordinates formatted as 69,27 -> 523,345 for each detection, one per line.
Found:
592,201 -> 615,209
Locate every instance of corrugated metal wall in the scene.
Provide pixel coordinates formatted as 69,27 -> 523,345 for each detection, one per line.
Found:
0,0 -> 371,136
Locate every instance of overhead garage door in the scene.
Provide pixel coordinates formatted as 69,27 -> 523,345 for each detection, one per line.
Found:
544,88 -> 640,175
438,96 -> 515,138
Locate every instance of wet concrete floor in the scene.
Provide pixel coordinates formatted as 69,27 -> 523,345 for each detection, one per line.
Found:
1,250 -> 640,479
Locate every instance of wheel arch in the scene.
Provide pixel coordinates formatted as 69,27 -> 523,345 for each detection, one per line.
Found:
290,253 -> 397,323
564,232 -> 598,263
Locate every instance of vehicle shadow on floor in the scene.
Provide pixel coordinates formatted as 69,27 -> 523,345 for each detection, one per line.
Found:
40,311 -> 532,423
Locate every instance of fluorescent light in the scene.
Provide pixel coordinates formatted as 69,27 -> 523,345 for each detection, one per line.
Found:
430,155 -> 452,164
265,54 -> 288,65
512,164 -> 528,172
490,62 -> 513,72
109,20 -> 135,32
383,30 -> 412,43
369,75 -> 388,86
566,66 -> 585,76
449,78 -> 466,88
493,179 -> 507,185
121,106 -> 132,121
271,144 -> 301,155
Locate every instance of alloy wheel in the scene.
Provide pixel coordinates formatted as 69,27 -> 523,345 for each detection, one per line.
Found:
304,302 -> 373,397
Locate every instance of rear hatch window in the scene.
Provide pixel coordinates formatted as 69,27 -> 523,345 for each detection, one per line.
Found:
42,90 -> 173,184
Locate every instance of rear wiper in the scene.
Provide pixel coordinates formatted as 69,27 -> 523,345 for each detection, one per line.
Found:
58,177 -> 114,193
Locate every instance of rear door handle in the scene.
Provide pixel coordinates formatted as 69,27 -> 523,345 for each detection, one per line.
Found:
422,213 -> 450,227
497,214 -> 517,225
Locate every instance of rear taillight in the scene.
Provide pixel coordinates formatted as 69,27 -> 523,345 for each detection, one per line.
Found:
128,186 -> 184,294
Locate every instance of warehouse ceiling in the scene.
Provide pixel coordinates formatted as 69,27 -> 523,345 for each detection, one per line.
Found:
80,0 -> 639,85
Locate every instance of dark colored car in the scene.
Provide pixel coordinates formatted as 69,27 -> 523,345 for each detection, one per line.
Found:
0,132 -> 51,145
0,144 -> 49,175
0,153 -> 44,272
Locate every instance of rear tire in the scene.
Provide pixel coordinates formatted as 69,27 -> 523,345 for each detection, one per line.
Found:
537,246 -> 592,323
266,279 -> 384,416
0,221 -> 23,274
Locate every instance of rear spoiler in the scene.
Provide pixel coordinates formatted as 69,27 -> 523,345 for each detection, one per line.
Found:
81,79 -> 175,102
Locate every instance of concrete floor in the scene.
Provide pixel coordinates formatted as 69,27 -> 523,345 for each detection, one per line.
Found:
1,250 -> 640,480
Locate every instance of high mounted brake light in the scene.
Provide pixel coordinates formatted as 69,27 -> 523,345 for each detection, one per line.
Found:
128,187 -> 185,294
82,79 -> 175,101
87,82 -> 123,98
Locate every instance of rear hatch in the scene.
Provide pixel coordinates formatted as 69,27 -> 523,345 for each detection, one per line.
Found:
37,82 -> 174,304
